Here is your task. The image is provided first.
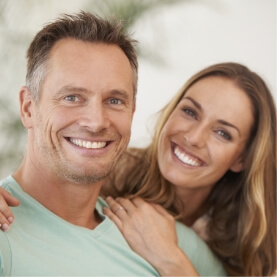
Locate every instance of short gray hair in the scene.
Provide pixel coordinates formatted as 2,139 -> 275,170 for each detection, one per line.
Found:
26,11 -> 138,102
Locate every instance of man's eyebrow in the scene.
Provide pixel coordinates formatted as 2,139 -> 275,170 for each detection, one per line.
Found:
109,89 -> 131,101
183,96 -> 241,135
56,86 -> 130,95
56,86 -> 90,95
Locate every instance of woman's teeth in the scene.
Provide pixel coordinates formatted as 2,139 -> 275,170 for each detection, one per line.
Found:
70,138 -> 107,149
174,146 -> 201,166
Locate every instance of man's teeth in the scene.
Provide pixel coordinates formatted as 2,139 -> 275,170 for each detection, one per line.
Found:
174,146 -> 201,166
70,138 -> 107,149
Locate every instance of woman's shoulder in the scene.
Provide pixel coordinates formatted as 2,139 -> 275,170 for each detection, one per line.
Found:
191,213 -> 210,241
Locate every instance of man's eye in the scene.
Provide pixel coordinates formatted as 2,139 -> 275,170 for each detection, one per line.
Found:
64,95 -> 78,102
109,98 -> 122,105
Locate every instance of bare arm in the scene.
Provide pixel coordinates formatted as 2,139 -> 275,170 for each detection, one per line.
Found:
0,187 -> 20,231
103,196 -> 199,276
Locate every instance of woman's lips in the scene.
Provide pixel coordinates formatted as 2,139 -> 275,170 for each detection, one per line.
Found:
173,144 -> 205,167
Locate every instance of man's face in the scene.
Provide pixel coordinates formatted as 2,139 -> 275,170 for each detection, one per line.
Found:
25,38 -> 135,184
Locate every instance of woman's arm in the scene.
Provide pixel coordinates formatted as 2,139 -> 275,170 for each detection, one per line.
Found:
0,187 -> 20,231
103,196 -> 199,276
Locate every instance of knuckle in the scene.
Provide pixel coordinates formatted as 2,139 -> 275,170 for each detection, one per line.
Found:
109,202 -> 118,211
0,204 -> 10,215
117,197 -> 127,206
0,213 -> 8,225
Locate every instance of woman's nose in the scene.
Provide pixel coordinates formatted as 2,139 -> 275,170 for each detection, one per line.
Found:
184,125 -> 207,148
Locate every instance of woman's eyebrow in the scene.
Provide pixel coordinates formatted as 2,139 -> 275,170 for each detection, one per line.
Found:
183,96 -> 202,110
217,119 -> 241,135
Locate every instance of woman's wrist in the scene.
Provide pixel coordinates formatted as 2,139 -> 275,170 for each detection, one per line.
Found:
154,247 -> 199,276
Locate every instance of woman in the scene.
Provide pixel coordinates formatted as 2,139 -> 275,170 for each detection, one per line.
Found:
1,62 -> 276,276
102,62 -> 276,276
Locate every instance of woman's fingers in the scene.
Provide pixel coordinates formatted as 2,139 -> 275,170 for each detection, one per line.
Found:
115,197 -> 136,212
151,202 -> 174,218
0,213 -> 12,231
104,196 -> 128,220
1,188 -> 21,207
102,206 -> 123,230
0,188 -> 20,231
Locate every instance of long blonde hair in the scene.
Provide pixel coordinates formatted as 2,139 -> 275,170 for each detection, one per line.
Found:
104,62 -> 276,276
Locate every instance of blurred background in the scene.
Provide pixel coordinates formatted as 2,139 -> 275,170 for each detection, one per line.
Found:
0,0 -> 276,178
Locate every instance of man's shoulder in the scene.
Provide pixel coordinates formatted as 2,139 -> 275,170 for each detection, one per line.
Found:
96,196 -> 106,209
175,221 -> 226,276
0,175 -> 14,192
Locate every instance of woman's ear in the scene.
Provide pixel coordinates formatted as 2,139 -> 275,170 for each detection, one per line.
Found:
230,156 -> 244,173
19,86 -> 34,129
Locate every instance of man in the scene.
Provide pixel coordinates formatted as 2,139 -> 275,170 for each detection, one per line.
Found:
0,11 -> 225,276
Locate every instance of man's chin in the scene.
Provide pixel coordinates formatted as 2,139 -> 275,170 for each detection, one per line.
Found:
59,167 -> 112,185
67,172 -> 109,185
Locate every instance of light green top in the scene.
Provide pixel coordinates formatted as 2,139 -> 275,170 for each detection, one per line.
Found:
0,176 -> 226,276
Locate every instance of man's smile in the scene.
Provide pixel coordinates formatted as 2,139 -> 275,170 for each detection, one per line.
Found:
69,138 -> 108,149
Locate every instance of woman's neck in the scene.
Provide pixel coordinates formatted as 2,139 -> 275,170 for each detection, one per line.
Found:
174,185 -> 212,226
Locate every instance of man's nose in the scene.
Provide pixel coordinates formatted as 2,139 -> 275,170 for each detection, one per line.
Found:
78,101 -> 110,132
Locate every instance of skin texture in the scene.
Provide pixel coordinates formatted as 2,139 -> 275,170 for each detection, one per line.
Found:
12,38 -> 135,230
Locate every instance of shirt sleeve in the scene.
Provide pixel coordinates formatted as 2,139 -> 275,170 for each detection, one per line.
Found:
0,231 -> 12,277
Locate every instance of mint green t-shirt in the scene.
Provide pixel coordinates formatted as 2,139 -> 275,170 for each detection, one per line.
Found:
0,176 -> 226,276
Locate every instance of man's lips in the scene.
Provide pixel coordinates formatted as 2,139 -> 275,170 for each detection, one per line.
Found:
69,138 -> 109,149
173,144 -> 205,167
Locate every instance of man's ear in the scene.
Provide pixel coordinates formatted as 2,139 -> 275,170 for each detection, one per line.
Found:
230,155 -> 244,173
19,86 -> 34,129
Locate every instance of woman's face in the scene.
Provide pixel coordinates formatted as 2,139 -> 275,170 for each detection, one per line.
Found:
157,76 -> 254,192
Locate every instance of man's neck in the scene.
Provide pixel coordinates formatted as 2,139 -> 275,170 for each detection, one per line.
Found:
13,161 -> 103,230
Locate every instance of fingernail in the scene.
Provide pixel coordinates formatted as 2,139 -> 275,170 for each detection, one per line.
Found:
2,223 -> 10,231
8,217 -> 14,223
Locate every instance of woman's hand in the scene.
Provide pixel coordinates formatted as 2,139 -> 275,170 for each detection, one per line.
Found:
0,187 -> 20,231
103,196 -> 199,276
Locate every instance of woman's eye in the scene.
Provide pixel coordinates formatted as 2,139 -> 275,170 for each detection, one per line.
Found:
183,108 -> 197,119
217,130 -> 232,141
109,98 -> 122,105
64,95 -> 78,102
